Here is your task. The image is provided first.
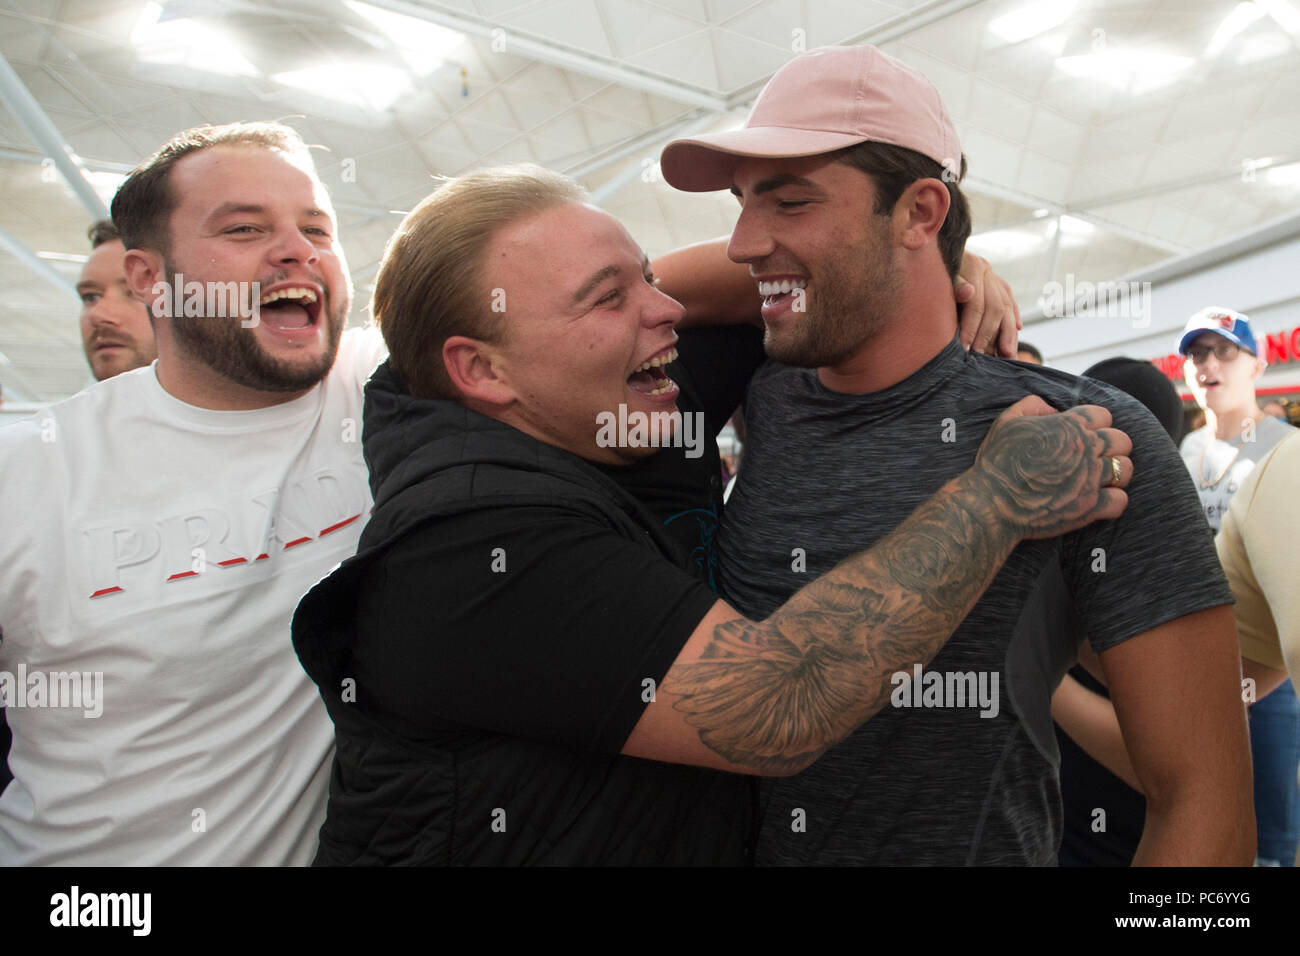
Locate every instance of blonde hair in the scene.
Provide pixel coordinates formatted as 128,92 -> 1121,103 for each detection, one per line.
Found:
373,164 -> 588,399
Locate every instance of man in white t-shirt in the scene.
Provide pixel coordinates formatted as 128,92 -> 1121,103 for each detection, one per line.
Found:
1178,307 -> 1297,532
0,122 -> 386,865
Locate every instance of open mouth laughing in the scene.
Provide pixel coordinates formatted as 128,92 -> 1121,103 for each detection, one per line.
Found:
627,344 -> 679,397
257,284 -> 323,332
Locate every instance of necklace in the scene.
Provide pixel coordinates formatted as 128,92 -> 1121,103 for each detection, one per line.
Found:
1197,440 -> 1240,488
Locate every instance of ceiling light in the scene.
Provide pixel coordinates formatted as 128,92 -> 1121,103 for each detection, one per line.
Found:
36,251 -> 89,263
1235,30 -> 1295,62
1207,1 -> 1268,56
273,64 -> 412,112
1054,50 -> 1194,94
1055,215 -> 1098,247
86,170 -> 127,205
1032,208 -> 1050,218
1257,0 -> 1300,34
965,227 -> 1044,260
346,1 -> 465,75
1265,162 -> 1300,186
131,2 -> 259,77
1059,214 -> 1095,236
989,0 -> 1077,44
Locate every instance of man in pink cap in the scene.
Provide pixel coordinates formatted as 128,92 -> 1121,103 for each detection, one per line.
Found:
661,45 -> 1253,865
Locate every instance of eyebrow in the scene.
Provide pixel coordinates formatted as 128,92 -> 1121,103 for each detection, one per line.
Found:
76,275 -> 130,292
729,173 -> 821,198
205,202 -> 332,222
570,255 -> 651,306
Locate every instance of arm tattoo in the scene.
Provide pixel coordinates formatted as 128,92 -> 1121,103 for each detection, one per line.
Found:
664,581 -> 894,775
664,404 -> 1105,774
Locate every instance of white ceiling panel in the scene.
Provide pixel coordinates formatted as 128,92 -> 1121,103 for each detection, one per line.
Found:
2,0 -> 1299,402
600,0 -> 703,58
503,0 -> 615,55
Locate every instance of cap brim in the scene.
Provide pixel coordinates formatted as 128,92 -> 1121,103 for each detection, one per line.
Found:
1178,327 -> 1247,355
660,127 -> 873,192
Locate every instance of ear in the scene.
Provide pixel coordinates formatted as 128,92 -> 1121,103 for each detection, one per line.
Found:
122,248 -> 165,318
443,335 -> 515,407
896,178 -> 951,252
1250,353 -> 1267,381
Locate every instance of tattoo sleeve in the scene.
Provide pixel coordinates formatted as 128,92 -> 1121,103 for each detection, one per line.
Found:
660,473 -> 1014,773
660,403 -> 1108,775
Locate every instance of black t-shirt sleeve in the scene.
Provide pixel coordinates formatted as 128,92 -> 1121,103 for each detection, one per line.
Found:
349,505 -> 720,753
1058,382 -> 1235,652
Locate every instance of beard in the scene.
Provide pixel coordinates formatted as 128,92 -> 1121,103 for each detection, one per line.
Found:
164,265 -> 346,393
762,215 -> 903,369
86,338 -> 156,381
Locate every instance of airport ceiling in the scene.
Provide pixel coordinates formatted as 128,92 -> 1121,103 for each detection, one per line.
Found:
1,0 -> 1298,402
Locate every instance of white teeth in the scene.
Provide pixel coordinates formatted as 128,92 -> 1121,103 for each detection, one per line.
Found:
633,347 -> 678,373
259,286 -> 319,306
647,379 -> 676,395
757,278 -> 808,297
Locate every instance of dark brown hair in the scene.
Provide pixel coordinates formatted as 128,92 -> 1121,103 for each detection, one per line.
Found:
87,219 -> 120,248
110,121 -> 314,254
834,140 -> 971,280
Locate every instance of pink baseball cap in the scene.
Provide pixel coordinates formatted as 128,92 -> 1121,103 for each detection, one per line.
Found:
661,45 -> 961,193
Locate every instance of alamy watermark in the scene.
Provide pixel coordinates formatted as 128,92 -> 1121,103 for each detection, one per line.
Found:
1039,275 -> 1152,328
50,886 -> 150,936
1,664 -> 103,718
150,274 -> 263,328
596,404 -> 705,459
890,664 -> 999,718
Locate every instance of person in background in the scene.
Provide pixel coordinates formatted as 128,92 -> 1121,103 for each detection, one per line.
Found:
1016,341 -> 1044,365
77,219 -> 157,381
1178,306 -> 1299,866
1261,400 -> 1289,423
1179,308 -> 1296,531
1052,357 -> 1185,866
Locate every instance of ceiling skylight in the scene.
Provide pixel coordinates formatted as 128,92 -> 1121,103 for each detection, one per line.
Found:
131,2 -> 259,77
272,64 -> 413,112
989,0 -> 1077,44
1054,49 -> 1195,95
346,1 -> 466,76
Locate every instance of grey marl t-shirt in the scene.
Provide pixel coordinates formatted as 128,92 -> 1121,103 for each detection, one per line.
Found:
718,337 -> 1234,866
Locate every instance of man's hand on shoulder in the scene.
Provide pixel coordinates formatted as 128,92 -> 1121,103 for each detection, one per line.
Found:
955,252 -> 1020,357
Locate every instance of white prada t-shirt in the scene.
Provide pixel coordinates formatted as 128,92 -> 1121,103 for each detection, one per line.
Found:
0,327 -> 387,865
